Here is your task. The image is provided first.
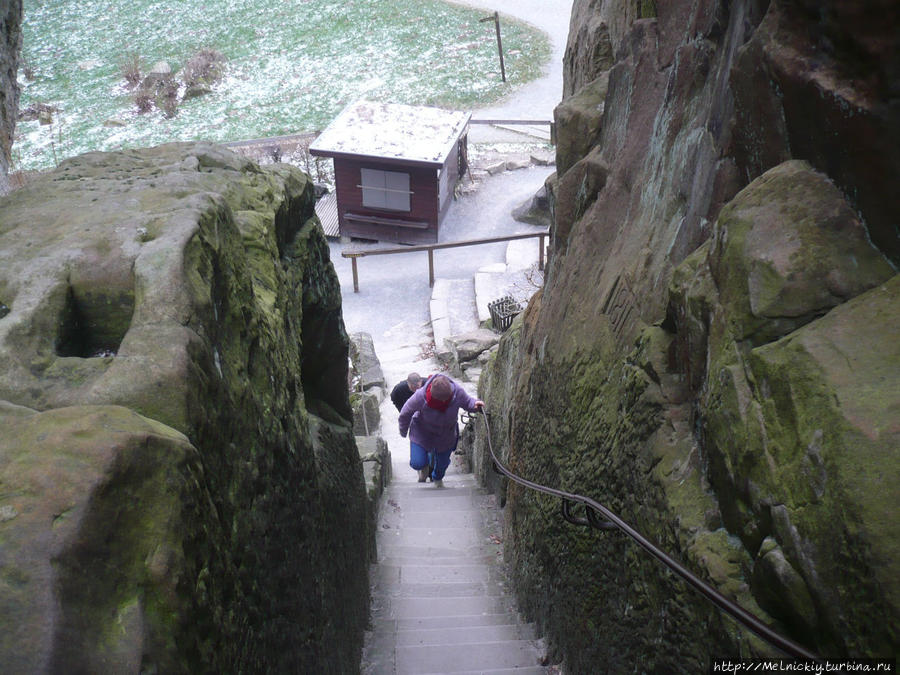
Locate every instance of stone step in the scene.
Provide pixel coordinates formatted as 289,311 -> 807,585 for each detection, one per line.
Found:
373,580 -> 508,599
375,594 -> 516,620
474,263 -> 510,326
362,621 -> 544,675
395,622 -> 538,647
430,277 -> 479,356
377,552 -> 501,567
473,238 -> 544,329
385,483 -> 487,498
373,613 -> 530,632
437,668 -> 548,675
362,417 -> 546,675
376,543 -> 499,559
396,639 -> 543,674
376,562 -> 498,584
506,236 -> 544,272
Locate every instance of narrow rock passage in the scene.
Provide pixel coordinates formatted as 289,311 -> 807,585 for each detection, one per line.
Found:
351,5 -> 572,669
361,413 -> 548,674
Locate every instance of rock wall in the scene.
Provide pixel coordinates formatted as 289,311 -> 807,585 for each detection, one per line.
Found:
0,143 -> 369,673
0,0 -> 22,194
468,0 -> 899,669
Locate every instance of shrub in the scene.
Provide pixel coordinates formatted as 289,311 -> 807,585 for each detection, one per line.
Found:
132,71 -> 180,117
134,90 -> 153,113
182,48 -> 226,89
18,101 -> 58,122
20,58 -> 35,81
158,77 -> 180,118
120,52 -> 144,88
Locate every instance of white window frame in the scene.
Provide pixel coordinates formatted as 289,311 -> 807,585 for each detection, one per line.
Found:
359,168 -> 412,212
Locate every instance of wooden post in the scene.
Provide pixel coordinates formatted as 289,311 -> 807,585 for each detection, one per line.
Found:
428,249 -> 435,287
350,256 -> 360,292
538,234 -> 545,271
494,12 -> 506,83
480,11 -> 506,83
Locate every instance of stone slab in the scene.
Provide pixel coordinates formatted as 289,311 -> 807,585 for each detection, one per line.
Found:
395,639 -> 542,674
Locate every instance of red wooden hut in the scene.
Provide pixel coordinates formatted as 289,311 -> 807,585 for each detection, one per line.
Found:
309,101 -> 471,244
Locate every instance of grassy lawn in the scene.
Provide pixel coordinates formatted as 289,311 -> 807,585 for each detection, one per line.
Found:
15,0 -> 550,171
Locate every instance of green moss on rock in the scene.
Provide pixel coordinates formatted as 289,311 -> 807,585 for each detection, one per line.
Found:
0,143 -> 369,672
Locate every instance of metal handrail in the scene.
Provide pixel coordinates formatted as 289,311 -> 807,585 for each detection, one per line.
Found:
466,410 -> 819,661
341,230 -> 548,292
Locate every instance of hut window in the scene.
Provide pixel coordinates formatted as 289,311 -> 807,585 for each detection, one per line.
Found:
360,168 -> 411,211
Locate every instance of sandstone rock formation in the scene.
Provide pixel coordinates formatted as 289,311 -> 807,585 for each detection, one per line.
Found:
467,0 -> 898,668
0,143 -> 369,672
0,0 -> 22,194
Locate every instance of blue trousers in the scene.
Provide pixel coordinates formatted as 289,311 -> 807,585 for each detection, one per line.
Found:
409,441 -> 453,481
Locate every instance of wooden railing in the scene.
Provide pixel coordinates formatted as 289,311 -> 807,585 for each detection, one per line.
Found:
341,230 -> 549,292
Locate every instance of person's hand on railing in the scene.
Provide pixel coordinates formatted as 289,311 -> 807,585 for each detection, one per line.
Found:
473,400 -> 485,412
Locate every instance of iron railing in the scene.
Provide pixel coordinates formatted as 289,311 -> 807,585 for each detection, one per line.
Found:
465,410 -> 820,661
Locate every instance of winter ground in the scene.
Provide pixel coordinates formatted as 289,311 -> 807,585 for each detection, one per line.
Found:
15,0 -> 552,172
334,0 -> 573,479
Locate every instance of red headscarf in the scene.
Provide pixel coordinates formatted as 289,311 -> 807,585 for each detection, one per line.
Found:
425,377 -> 451,412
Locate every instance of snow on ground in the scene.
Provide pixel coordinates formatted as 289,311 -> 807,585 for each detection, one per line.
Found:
15,0 -> 554,171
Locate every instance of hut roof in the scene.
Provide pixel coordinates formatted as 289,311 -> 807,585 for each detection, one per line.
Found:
309,101 -> 471,168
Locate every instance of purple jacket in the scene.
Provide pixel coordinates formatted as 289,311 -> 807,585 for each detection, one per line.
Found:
398,375 -> 478,452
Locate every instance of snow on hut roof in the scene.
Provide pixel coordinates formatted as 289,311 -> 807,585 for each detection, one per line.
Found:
309,101 -> 471,167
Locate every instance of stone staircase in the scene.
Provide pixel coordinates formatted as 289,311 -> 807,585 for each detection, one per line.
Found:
358,236 -> 551,674
360,467 -> 548,675
431,238 -> 545,358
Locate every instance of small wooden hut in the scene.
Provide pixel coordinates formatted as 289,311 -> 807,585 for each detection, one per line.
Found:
309,101 -> 470,244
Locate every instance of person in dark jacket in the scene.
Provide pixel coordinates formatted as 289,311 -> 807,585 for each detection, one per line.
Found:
398,373 -> 483,487
390,372 -> 423,412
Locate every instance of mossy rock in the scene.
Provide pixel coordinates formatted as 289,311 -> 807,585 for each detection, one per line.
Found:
554,72 -> 611,177
0,405 -> 204,674
0,142 -> 369,671
708,160 -> 894,345
702,275 -> 900,654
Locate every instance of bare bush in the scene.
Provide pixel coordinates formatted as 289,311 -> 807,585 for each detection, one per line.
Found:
134,90 -> 153,113
124,48 -> 225,117
182,48 -> 226,89
133,72 -> 180,117
158,77 -> 180,118
18,101 -> 58,122
120,52 -> 144,88
20,58 -> 35,81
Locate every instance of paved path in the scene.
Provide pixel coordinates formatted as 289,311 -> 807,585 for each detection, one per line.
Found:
451,0 -> 573,121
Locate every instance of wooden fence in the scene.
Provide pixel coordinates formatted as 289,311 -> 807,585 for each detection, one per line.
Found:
341,230 -> 549,292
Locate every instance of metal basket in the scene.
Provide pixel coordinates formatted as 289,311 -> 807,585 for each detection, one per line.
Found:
487,296 -> 523,332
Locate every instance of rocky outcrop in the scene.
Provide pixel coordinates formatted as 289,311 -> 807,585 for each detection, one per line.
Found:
467,0 -> 899,669
0,0 -> 22,194
0,143 -> 369,672
349,331 -> 385,435
730,0 -> 900,265
671,161 -> 897,655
